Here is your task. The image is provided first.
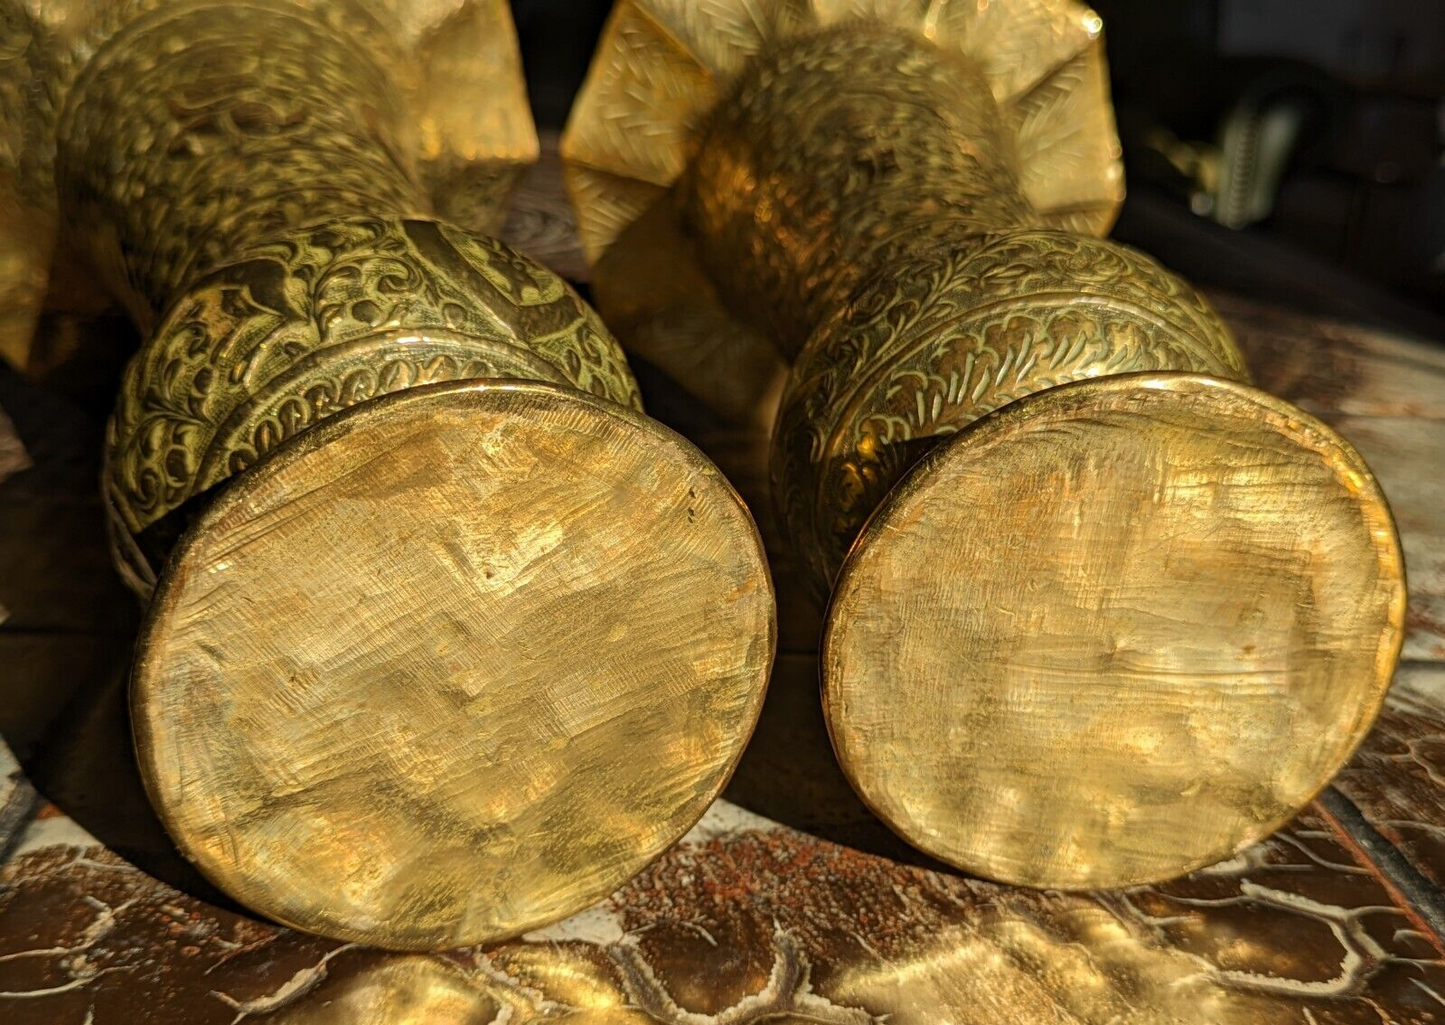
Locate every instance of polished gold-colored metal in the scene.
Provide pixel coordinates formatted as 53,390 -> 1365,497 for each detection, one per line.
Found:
134,379 -> 773,948
564,0 -> 1406,886
13,0 -> 775,948
563,0 -> 1123,428
825,373 -> 1404,887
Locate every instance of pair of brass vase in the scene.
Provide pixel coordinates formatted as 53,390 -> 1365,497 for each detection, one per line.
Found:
2,0 -> 1404,952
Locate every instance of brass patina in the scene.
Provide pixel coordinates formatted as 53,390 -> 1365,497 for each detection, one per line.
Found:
6,0 -> 775,948
563,0 -> 1406,887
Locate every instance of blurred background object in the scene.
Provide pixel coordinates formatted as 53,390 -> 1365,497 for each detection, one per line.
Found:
1095,0 -> 1445,318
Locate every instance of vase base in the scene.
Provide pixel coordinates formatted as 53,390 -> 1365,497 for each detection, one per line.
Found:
132,379 -> 774,948
822,373 -> 1404,888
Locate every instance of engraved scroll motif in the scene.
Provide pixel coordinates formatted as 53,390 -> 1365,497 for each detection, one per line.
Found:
44,0 -> 638,589
775,231 -> 1250,589
54,0 -> 426,326
105,217 -> 640,539
677,24 -> 1249,592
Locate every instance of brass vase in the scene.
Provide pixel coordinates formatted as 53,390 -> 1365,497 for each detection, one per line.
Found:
6,0 -> 775,948
562,0 -> 1405,888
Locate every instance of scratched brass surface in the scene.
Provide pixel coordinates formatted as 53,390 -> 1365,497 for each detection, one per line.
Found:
825,374 -> 1405,887
1213,291 -> 1445,666
134,380 -> 773,949
563,2 -> 1408,885
771,230 -> 1250,592
101,213 -> 641,595
4,0 -> 777,946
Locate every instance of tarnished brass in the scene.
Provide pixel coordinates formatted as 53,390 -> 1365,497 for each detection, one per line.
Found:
9,0 -> 775,948
563,0 -> 1406,887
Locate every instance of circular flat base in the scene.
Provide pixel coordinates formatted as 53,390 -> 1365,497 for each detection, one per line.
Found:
133,380 -> 774,948
823,374 -> 1404,889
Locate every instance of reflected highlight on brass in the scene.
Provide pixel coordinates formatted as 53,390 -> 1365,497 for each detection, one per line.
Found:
11,0 -> 775,947
825,374 -> 1405,887
563,0 -> 1407,886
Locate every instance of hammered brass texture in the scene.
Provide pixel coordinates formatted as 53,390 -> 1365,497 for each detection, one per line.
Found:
42,0 -> 632,594
564,1 -> 1408,886
133,380 -> 774,950
11,0 -> 778,947
103,215 -> 639,591
773,229 -> 1249,592
825,374 -> 1405,888
681,24 -> 1246,597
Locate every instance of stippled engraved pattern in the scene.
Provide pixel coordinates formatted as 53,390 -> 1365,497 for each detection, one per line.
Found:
773,231 -> 1249,589
44,0 -> 638,572
559,0 -> 1121,418
656,17 -> 1245,594
105,216 -> 640,538
55,0 -> 424,330
684,25 -> 1040,358
1,0 -> 536,374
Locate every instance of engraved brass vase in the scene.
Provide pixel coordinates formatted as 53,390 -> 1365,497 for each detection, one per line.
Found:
562,0 -> 1406,888
6,0 -> 775,949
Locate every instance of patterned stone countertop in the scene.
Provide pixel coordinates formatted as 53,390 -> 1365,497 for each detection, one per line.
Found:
1,143 -> 1443,1024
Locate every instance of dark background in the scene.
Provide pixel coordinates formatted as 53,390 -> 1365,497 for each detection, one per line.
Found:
512,0 -> 1445,340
